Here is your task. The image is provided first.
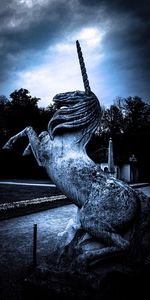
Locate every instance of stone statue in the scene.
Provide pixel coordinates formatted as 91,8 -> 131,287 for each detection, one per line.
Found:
3,41 -> 150,273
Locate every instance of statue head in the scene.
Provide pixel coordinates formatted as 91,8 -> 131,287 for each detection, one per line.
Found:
48,41 -> 101,147
48,90 -> 101,147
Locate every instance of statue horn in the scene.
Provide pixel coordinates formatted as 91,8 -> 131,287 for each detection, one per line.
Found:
76,40 -> 91,95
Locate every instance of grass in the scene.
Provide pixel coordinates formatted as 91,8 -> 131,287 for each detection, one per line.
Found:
0,184 -> 62,204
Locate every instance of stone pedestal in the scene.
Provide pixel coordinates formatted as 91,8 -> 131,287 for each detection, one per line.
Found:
23,189 -> 150,299
24,258 -> 150,300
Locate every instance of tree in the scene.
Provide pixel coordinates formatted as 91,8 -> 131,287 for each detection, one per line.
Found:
0,89 -> 58,179
122,97 -> 150,181
10,88 -> 40,108
38,104 -> 57,132
101,103 -> 124,137
8,89 -> 41,133
122,96 -> 150,133
0,95 -> 10,144
0,95 -> 9,105
101,96 -> 150,139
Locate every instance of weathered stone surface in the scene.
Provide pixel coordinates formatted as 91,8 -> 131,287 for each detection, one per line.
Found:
25,257 -> 150,299
57,190 -> 150,272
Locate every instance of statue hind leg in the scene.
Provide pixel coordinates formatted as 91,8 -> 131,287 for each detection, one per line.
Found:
77,229 -> 130,268
78,213 -> 130,268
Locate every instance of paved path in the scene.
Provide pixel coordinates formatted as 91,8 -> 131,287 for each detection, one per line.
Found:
136,186 -> 150,197
0,180 -> 149,195
0,181 -> 56,187
0,184 -> 149,299
0,204 -> 77,300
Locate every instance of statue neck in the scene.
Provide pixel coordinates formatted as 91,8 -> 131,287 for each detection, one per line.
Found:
52,133 -> 87,157
47,134 -> 95,207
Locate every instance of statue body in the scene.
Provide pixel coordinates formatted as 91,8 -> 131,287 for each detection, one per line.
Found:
3,41 -> 150,271
3,90 -> 150,269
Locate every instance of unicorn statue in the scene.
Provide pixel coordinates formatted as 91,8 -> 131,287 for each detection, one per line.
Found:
3,41 -> 150,270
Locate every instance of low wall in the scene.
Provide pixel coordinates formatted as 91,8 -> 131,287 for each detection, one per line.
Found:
0,195 -> 72,220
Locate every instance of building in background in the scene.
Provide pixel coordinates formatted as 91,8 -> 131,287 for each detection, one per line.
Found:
100,138 -> 139,183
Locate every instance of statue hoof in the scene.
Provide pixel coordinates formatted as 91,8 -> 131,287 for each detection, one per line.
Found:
2,143 -> 12,150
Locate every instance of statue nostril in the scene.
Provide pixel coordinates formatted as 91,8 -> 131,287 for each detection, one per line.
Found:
42,152 -> 49,160
92,170 -> 97,177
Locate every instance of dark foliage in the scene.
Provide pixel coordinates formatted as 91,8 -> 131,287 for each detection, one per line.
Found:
0,89 -> 56,179
0,90 -> 149,181
87,96 -> 150,182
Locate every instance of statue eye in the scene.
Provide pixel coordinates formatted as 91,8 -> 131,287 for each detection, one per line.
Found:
74,91 -> 80,96
60,106 -> 67,109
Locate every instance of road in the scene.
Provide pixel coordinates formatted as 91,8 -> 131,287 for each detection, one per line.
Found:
0,180 -> 61,204
136,185 -> 150,197
0,181 -> 149,299
0,204 -> 77,300
0,181 -> 56,187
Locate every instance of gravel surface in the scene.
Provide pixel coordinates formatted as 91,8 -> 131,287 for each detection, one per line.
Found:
0,184 -> 61,204
0,204 -> 77,300
0,183 -> 149,299
136,186 -> 150,197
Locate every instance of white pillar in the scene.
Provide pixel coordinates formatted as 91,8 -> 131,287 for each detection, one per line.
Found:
108,138 -> 115,173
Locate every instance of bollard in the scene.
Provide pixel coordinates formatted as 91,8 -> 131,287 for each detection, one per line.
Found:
33,223 -> 37,267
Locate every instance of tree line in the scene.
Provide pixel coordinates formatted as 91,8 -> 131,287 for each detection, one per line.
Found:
87,96 -> 150,182
0,89 -> 150,181
0,89 -> 56,179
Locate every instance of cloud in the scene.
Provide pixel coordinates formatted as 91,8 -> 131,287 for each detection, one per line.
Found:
0,0 -> 150,106
0,0 -> 76,81
16,26 -> 105,107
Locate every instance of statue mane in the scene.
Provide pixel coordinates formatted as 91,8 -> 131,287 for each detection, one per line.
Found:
48,90 -> 101,144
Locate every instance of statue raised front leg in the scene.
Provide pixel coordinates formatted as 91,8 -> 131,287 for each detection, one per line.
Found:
3,127 -> 50,167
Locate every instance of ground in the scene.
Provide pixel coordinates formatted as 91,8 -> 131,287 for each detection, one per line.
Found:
136,185 -> 150,197
0,179 -> 61,203
0,181 -> 149,299
0,204 -> 77,300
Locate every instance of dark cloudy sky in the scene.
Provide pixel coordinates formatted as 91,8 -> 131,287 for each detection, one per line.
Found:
0,0 -> 150,107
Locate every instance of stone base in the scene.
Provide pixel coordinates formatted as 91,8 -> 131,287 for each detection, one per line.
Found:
24,260 -> 150,300
23,188 -> 150,299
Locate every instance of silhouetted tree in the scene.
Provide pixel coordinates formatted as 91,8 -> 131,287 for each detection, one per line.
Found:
6,89 -> 40,134
38,104 -> 57,132
97,96 -> 150,181
0,95 -> 9,104
10,88 -> 39,107
0,89 -> 58,179
101,104 -> 124,137
0,90 -> 149,181
122,96 -> 150,133
0,96 -> 10,145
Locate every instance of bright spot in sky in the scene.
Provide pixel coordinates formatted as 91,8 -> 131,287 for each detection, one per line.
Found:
8,17 -> 22,29
18,0 -> 48,7
76,27 -> 105,47
17,52 -> 84,107
18,0 -> 34,7
16,26 -> 106,107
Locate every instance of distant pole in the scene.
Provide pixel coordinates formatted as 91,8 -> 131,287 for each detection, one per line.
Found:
108,138 -> 115,174
33,223 -> 37,267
